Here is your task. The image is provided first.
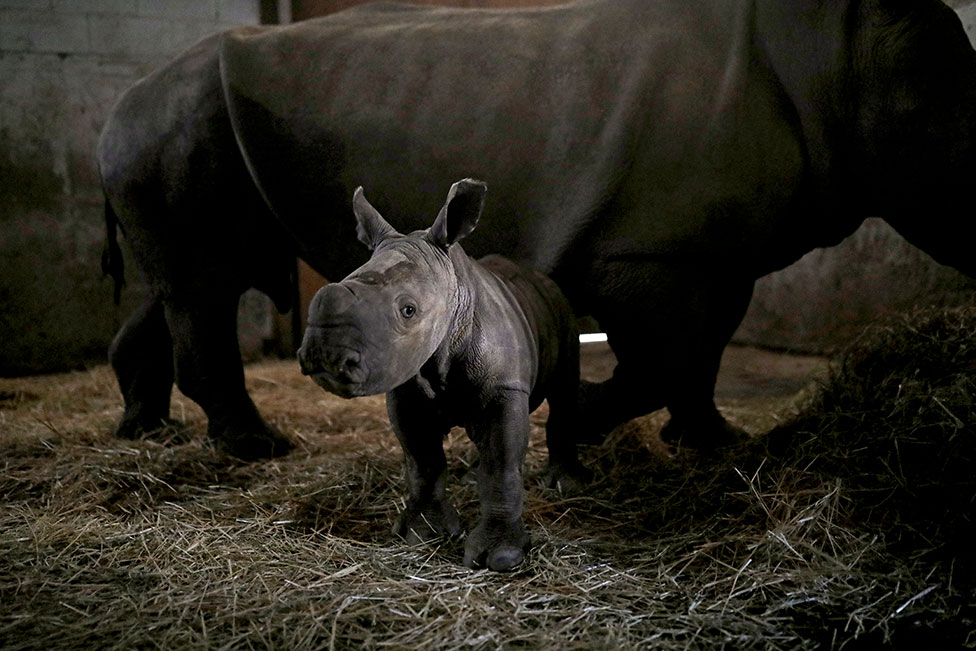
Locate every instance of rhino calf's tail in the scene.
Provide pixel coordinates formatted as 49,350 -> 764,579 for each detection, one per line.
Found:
101,193 -> 126,305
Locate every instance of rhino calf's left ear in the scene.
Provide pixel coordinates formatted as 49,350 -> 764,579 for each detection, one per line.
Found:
429,178 -> 487,249
353,186 -> 398,250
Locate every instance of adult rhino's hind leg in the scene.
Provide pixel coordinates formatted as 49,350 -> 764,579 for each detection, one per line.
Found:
164,292 -> 292,460
110,295 -> 182,440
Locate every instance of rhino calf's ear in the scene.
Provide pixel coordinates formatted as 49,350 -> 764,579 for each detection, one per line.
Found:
429,178 -> 487,249
353,186 -> 398,250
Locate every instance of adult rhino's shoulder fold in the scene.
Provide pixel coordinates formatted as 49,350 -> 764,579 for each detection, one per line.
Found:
218,25 -> 275,97
218,20 -> 335,120
217,23 -> 298,203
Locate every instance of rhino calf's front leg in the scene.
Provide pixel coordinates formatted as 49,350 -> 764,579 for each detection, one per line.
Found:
387,388 -> 462,543
463,390 -> 532,572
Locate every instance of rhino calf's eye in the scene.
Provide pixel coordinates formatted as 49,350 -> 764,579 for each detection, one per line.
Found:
400,304 -> 416,319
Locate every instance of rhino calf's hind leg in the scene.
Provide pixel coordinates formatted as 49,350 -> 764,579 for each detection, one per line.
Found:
163,294 -> 292,460
110,296 -> 181,440
544,407 -> 593,493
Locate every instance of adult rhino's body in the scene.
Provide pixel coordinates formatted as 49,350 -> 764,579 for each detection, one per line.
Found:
98,0 -> 976,459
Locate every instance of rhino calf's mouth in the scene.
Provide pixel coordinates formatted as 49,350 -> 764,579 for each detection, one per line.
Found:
298,336 -> 369,397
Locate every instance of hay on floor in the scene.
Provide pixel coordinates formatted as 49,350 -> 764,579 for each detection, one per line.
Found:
1,306 -> 974,649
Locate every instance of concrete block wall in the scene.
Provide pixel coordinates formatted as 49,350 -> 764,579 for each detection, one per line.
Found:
0,1 -> 257,58
0,0 -> 261,375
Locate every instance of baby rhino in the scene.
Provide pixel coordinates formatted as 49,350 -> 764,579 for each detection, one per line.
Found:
298,179 -> 588,571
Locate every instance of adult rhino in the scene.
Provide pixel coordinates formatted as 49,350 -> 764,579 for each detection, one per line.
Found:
98,0 -> 976,460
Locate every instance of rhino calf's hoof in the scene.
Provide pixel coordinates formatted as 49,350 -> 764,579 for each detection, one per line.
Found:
488,546 -> 525,572
394,501 -> 463,543
463,523 -> 530,572
544,460 -> 594,495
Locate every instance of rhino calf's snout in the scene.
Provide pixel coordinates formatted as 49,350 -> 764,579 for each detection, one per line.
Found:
307,283 -> 357,324
325,348 -> 364,384
298,336 -> 365,385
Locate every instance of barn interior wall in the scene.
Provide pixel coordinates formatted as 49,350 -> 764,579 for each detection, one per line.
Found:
0,0 -> 262,376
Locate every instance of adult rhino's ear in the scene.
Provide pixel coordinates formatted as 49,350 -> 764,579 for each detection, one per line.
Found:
428,178 -> 487,249
353,187 -> 398,250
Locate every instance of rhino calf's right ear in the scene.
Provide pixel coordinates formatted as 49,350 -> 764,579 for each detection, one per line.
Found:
429,178 -> 488,249
353,186 -> 398,250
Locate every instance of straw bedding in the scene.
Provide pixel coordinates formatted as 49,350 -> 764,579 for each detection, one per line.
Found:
1,306 -> 973,649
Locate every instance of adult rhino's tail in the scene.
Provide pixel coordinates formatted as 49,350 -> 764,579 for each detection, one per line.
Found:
101,193 -> 125,305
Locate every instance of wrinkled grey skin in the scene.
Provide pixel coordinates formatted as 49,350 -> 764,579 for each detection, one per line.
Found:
298,180 -> 586,571
98,0 -> 976,460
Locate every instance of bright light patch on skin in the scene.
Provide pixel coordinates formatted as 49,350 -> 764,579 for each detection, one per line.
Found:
363,250 -> 408,273
579,333 -> 608,344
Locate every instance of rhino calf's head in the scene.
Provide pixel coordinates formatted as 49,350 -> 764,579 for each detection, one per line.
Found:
298,179 -> 487,398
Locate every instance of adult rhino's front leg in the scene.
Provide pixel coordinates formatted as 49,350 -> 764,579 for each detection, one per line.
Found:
542,341 -> 592,493
581,259 -> 754,450
163,291 -> 292,460
464,390 -> 532,572
386,385 -> 462,543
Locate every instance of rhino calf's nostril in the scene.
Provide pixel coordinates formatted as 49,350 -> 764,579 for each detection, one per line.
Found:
337,351 -> 359,379
297,346 -> 309,370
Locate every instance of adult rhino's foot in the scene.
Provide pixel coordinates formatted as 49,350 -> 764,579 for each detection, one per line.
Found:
544,459 -> 593,494
114,414 -> 189,444
393,499 -> 462,543
574,381 -> 616,445
660,411 -> 748,451
576,379 -> 663,445
209,420 -> 293,461
463,521 -> 530,572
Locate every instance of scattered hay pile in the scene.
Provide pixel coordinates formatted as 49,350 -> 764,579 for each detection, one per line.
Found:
766,307 -> 976,560
1,307 -> 973,649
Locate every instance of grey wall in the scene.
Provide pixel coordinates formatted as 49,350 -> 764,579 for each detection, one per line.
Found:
0,0 -> 261,375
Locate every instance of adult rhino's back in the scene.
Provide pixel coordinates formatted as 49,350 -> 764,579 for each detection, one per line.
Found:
218,0 -> 778,276
98,33 -> 227,222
